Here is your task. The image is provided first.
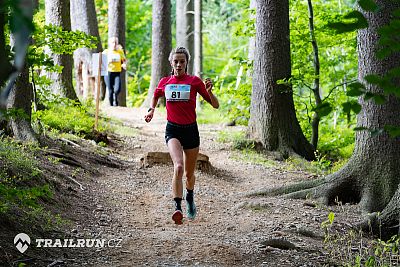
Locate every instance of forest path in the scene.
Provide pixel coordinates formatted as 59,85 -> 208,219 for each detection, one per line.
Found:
73,106 -> 353,266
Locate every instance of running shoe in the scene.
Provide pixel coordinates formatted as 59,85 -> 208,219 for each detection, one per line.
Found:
186,196 -> 197,220
172,210 -> 183,225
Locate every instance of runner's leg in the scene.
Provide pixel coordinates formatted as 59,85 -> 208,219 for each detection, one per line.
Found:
184,147 -> 199,190
184,147 -> 199,219
167,138 -> 184,224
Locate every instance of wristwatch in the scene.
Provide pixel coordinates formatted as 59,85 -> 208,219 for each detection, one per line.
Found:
148,107 -> 155,112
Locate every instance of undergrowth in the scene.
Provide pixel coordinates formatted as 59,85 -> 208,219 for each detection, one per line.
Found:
33,97 -> 112,139
217,129 -> 352,175
322,212 -> 400,266
0,138 -> 51,213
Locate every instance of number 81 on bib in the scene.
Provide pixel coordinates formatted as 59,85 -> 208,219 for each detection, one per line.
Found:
165,84 -> 191,101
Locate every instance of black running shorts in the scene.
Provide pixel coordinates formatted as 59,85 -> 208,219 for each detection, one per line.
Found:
165,121 -> 200,150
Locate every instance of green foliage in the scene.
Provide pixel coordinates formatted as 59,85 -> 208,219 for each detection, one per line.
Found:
203,0 -> 252,124
322,212 -> 400,266
197,102 -> 230,124
217,129 -> 257,150
32,96 -> 109,138
125,1 -> 152,105
327,10 -> 369,33
0,139 -> 51,213
291,0 -> 358,149
95,0 -> 152,107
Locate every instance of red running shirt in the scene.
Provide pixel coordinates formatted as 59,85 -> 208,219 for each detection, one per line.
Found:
154,74 -> 212,125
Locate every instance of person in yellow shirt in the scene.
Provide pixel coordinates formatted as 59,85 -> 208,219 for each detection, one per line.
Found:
104,36 -> 126,106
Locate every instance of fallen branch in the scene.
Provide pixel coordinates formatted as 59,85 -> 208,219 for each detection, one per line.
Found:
60,138 -> 81,147
67,176 -> 85,191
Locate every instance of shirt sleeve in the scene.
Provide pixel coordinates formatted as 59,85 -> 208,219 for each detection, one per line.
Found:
193,76 -> 212,104
118,49 -> 126,60
153,77 -> 167,98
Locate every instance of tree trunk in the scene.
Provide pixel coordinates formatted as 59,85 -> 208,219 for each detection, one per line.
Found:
308,0 -> 322,150
6,65 -> 37,142
45,0 -> 79,101
193,0 -> 202,78
108,0 -> 126,106
289,1 -> 400,238
142,0 -> 171,107
176,0 -> 194,74
248,0 -> 315,160
71,0 -> 106,100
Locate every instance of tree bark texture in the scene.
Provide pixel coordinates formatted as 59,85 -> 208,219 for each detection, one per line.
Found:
176,0 -> 194,74
6,65 -> 37,142
292,1 -> 400,238
45,0 -> 78,101
108,0 -> 126,106
142,0 -> 171,107
248,0 -> 315,160
193,0 -> 202,78
71,0 -> 106,100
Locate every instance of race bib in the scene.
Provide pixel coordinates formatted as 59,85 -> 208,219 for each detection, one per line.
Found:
165,84 -> 191,101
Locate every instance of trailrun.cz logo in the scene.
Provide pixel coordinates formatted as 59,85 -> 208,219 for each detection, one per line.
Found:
14,233 -> 122,253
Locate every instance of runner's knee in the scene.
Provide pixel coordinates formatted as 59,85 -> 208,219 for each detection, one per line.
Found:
174,163 -> 184,177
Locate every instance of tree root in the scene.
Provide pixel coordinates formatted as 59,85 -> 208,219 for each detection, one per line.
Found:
246,177 -> 325,197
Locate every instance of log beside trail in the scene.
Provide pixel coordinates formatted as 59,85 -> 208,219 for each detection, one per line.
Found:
140,151 -> 212,173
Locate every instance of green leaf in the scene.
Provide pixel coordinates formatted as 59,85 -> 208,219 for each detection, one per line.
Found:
314,102 -> 333,117
370,128 -> 385,137
357,0 -> 379,12
384,125 -> 400,137
364,92 -> 375,101
373,94 -> 386,104
342,101 -> 361,114
327,11 -> 368,34
347,82 -> 365,96
351,102 -> 362,113
354,127 -> 368,131
328,212 -> 335,224
364,74 -> 382,85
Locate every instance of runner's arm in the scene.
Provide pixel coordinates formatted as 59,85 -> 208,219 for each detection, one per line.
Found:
205,78 -> 219,109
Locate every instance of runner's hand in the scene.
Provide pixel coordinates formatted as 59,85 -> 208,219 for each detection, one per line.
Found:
205,78 -> 213,92
144,111 -> 154,123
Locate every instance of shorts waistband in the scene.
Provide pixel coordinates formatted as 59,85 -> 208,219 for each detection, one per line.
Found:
167,121 -> 197,128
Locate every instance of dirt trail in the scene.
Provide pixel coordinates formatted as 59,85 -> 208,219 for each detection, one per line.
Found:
65,107 -> 358,267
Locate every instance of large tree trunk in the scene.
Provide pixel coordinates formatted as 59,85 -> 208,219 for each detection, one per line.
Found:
108,0 -> 126,106
193,0 -> 202,78
142,0 -> 171,107
6,65 -> 37,142
176,0 -> 194,74
71,0 -> 106,100
248,0 -> 315,160
45,0 -> 79,101
284,1 -> 400,238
